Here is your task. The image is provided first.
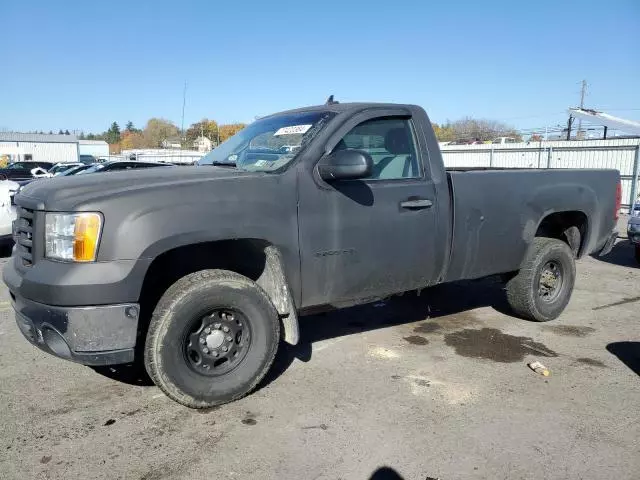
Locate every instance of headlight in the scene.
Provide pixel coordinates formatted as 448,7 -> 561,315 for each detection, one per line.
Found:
45,213 -> 102,262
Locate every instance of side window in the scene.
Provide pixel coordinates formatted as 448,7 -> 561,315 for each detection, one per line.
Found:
333,117 -> 420,180
110,163 -> 131,171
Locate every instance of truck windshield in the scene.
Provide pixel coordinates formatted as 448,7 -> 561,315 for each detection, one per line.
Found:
199,111 -> 335,172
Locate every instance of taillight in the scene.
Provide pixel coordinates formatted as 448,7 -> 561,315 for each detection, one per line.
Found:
615,181 -> 621,220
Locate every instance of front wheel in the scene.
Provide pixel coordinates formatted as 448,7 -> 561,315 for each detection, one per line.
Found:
505,237 -> 576,322
144,269 -> 280,408
635,245 -> 640,265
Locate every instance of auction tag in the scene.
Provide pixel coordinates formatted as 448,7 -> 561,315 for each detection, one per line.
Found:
274,124 -> 312,136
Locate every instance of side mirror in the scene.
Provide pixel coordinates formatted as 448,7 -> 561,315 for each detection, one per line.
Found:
317,149 -> 373,181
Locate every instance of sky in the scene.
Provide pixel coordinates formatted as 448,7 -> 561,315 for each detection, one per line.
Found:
2,0 -> 639,135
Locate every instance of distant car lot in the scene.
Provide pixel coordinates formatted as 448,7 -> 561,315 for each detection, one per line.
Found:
0,217 -> 637,480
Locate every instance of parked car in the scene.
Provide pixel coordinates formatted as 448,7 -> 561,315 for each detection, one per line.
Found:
76,161 -> 172,175
492,137 -> 518,144
447,138 -> 484,145
628,215 -> 640,264
80,155 -> 97,165
0,161 -> 54,181
57,164 -> 93,176
48,162 -> 84,176
0,178 -> 18,245
5,101 -> 620,408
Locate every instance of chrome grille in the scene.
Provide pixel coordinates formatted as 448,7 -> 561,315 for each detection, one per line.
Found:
14,207 -> 34,267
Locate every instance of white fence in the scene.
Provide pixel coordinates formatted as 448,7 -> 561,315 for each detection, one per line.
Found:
441,138 -> 640,211
104,149 -> 204,165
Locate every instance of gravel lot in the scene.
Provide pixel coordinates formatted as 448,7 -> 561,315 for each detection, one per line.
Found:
1,218 -> 638,480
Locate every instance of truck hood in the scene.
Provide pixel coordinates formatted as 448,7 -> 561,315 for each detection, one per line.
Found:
17,166 -> 264,211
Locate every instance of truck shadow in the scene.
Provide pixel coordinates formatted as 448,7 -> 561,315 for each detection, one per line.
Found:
91,277 -> 512,390
606,342 -> 640,377
91,361 -> 155,386
261,276 -> 511,389
592,239 -> 637,268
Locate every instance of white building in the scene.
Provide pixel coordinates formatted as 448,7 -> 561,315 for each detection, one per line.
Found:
121,148 -> 204,165
79,139 -> 109,159
0,133 -> 79,163
161,137 -> 182,149
193,136 -> 213,152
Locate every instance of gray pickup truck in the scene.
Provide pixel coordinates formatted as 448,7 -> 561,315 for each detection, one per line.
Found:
5,101 -> 620,408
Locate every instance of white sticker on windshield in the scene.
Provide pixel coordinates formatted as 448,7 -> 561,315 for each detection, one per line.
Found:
274,124 -> 312,136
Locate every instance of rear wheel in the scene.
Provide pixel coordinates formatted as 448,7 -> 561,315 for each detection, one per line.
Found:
635,245 -> 640,265
144,269 -> 280,408
505,237 -> 575,322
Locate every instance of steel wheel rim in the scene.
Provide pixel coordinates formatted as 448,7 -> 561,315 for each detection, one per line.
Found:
184,309 -> 251,376
538,260 -> 563,303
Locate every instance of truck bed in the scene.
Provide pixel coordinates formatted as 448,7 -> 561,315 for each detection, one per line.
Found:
443,168 -> 619,282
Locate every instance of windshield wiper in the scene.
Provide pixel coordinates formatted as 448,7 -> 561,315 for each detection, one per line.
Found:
205,161 -> 237,168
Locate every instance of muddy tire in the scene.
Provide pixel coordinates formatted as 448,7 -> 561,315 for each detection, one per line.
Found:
505,237 -> 575,322
144,269 -> 280,408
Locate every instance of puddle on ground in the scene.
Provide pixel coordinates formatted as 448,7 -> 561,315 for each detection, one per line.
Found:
403,335 -> 429,345
544,325 -> 596,337
413,323 -> 442,334
413,311 -> 480,334
444,328 -> 558,363
576,357 -> 607,368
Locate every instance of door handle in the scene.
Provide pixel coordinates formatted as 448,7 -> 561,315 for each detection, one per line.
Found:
400,198 -> 433,210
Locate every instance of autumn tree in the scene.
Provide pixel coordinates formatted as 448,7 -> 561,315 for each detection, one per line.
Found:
446,117 -> 520,142
218,123 -> 246,143
186,119 -> 219,145
120,131 -> 146,150
432,123 -> 456,142
143,118 -> 180,148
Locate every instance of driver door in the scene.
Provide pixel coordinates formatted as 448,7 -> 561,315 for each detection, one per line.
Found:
297,112 -> 441,307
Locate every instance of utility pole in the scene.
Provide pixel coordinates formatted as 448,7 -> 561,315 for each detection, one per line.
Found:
181,81 -> 187,140
577,79 -> 587,137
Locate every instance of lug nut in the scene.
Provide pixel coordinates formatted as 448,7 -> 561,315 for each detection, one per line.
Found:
199,338 -> 206,344
204,364 -> 210,369
222,346 -> 228,352
226,336 -> 232,342
211,350 -> 219,357
214,323 -> 221,329
222,326 -> 230,333
204,327 -> 211,334
203,347 -> 209,354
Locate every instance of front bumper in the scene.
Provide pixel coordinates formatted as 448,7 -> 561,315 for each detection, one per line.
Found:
10,292 -> 139,366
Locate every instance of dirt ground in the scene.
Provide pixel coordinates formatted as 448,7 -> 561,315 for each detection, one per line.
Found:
0,218 -> 638,480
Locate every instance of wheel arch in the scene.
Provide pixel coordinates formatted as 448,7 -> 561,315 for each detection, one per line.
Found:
534,210 -> 589,258
138,238 -> 299,346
